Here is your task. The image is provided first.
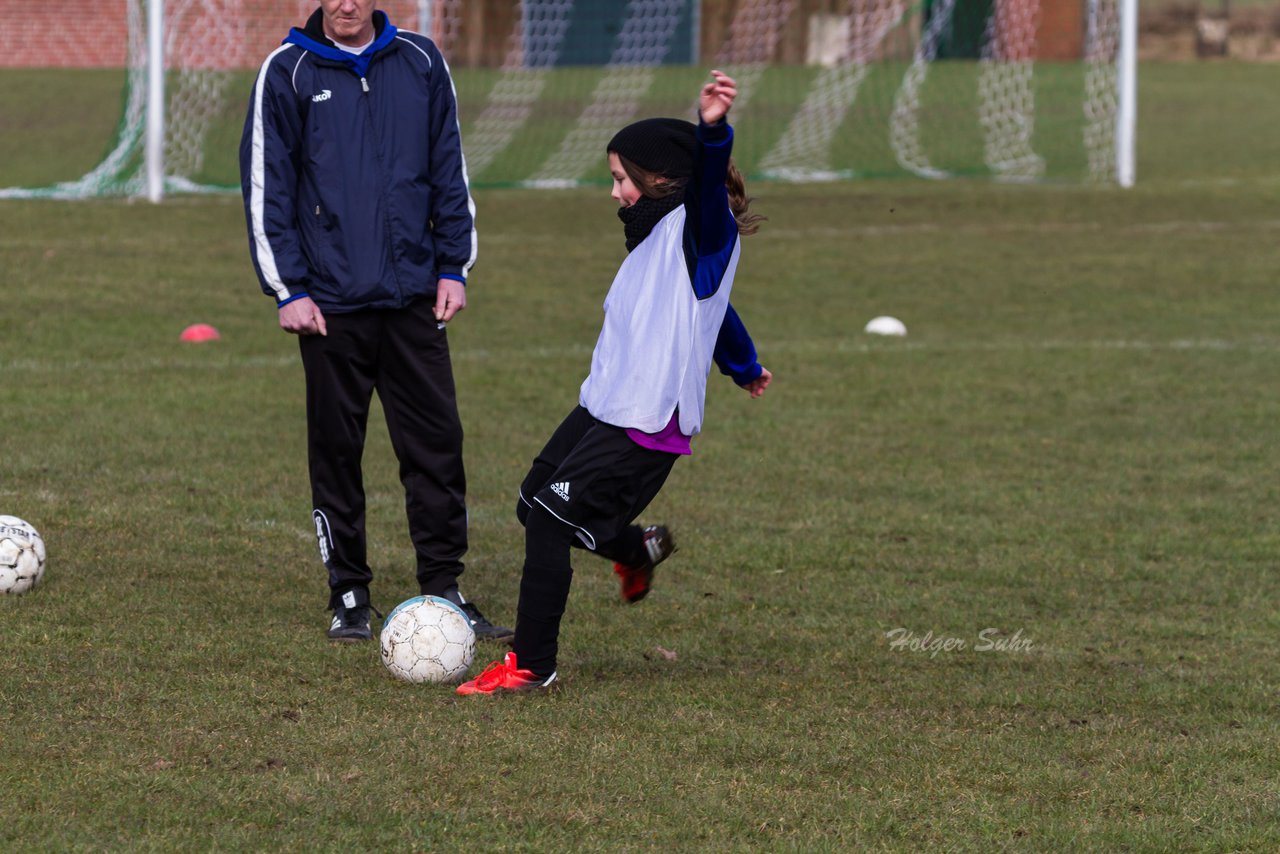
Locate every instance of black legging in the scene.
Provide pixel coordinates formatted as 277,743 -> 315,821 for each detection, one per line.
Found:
512,502 -> 649,677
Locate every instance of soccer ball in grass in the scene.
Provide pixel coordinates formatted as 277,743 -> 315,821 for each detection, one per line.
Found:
0,516 -> 46,595
380,595 -> 475,684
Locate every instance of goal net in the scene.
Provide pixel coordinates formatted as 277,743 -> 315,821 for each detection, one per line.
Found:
0,0 -> 1133,199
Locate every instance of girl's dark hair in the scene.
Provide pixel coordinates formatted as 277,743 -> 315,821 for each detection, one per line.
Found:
616,154 -> 766,237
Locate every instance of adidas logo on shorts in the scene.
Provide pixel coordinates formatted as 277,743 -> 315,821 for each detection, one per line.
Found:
549,481 -> 571,501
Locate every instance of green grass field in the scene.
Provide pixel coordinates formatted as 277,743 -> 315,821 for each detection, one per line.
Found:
3,62 -> 1280,850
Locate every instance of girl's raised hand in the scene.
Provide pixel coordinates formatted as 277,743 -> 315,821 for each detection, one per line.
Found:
699,70 -> 737,125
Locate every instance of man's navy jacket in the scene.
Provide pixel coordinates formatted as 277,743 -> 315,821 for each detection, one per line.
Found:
240,10 -> 476,313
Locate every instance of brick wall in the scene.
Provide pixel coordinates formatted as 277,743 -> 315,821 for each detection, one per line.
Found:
1,0 -> 129,67
0,0 -> 1089,70
0,1 -> 431,69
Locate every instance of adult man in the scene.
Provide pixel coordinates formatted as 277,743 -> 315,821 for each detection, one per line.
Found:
240,0 -> 510,643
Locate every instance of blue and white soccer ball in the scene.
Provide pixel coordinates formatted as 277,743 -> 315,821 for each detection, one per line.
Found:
380,595 -> 475,684
0,515 -> 46,595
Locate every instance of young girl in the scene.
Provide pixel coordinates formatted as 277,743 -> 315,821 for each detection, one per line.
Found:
458,71 -> 771,695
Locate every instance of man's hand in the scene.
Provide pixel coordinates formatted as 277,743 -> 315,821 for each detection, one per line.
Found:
740,366 -> 772,399
278,296 -> 327,336
434,278 -> 467,325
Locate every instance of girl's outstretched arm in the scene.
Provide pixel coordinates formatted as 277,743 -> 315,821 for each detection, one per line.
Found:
714,303 -> 763,385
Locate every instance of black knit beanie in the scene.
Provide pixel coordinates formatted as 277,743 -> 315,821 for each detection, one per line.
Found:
607,118 -> 697,179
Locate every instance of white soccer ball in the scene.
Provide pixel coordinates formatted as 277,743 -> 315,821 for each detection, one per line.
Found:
380,595 -> 476,684
0,516 -> 46,596
864,315 -> 907,336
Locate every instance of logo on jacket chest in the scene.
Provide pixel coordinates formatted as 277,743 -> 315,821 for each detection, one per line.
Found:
312,89 -> 332,103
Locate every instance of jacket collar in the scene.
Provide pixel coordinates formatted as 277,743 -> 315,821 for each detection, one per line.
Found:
285,9 -> 398,77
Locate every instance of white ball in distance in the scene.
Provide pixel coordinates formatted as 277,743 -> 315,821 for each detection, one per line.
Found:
864,316 -> 907,336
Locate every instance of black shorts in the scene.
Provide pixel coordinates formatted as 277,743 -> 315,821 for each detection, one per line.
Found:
519,406 -> 678,550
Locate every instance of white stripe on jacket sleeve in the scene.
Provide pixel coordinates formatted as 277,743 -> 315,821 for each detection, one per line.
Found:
442,50 -> 479,278
248,45 -> 298,302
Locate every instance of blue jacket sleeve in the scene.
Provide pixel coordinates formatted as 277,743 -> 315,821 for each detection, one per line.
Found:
240,51 -> 311,304
714,303 -> 763,386
425,45 -> 477,283
683,120 -> 738,300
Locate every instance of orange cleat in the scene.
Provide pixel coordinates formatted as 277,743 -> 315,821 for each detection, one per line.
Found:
456,652 -> 557,696
613,525 -> 676,604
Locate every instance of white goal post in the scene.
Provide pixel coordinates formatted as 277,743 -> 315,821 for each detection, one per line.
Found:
4,0 -> 1137,201
145,0 -> 166,202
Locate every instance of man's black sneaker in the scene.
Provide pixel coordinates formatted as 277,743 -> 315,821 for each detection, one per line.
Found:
442,588 -> 515,644
327,587 -> 373,642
